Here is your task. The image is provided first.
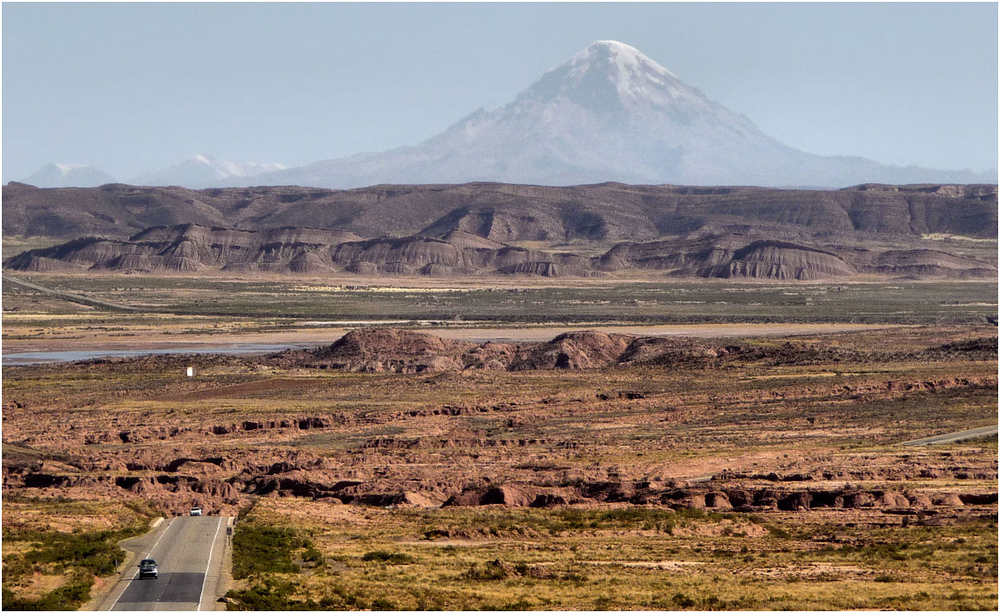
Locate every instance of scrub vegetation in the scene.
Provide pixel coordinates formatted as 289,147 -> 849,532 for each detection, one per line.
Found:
0,498 -> 158,610
223,501 -> 997,611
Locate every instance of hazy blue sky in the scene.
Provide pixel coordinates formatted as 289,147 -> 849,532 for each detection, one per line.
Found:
3,2 -> 997,182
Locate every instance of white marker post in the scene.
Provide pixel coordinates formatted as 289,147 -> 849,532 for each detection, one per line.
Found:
187,366 -> 194,378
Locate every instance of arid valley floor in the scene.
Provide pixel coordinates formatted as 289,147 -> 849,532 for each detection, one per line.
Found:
1,272 -> 996,611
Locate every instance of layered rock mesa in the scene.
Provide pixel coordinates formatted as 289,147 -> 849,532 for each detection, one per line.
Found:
6,222 -> 995,280
4,181 -> 995,243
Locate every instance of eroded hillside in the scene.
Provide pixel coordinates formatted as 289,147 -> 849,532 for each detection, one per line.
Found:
5,182 -> 995,279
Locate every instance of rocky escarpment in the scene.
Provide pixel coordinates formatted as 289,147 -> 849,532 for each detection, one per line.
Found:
701,241 -> 858,281
600,237 -> 863,280
4,181 -> 997,242
4,181 -> 997,279
441,481 -> 998,513
6,423 -> 997,516
266,328 -> 1000,375
4,225 -> 362,274
269,328 -> 728,373
7,447 -> 995,516
6,223 -> 995,280
858,249 -> 999,278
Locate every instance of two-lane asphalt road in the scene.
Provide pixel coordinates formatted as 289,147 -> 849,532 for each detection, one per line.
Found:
104,516 -> 228,611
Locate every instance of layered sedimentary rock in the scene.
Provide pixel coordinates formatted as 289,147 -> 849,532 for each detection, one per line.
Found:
7,223 -> 995,280
4,182 -> 996,243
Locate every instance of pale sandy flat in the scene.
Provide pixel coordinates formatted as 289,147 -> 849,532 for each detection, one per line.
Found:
2,323 -> 898,357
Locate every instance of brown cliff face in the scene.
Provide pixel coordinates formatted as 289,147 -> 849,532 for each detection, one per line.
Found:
3,182 -> 996,279
700,241 -> 858,280
862,249 -> 999,278
6,224 -> 995,280
4,182 -> 996,242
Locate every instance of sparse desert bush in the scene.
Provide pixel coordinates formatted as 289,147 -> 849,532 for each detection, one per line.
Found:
463,560 -> 513,581
361,550 -> 414,564
2,577 -> 93,611
227,498 -> 997,611
226,578 -> 299,611
231,525 -> 302,579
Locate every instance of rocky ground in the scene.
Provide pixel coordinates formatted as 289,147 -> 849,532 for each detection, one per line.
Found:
3,326 -> 996,519
3,323 -> 996,610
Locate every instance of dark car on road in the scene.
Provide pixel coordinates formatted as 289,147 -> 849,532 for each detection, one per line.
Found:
138,558 -> 158,579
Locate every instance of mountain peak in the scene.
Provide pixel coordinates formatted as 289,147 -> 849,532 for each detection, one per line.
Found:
517,40 -> 702,117
575,40 -> 677,79
53,163 -> 89,174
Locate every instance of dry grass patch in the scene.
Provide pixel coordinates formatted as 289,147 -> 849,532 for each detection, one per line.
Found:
224,499 -> 997,611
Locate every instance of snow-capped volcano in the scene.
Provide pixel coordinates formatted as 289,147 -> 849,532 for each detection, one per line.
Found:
23,41 -> 989,190
132,155 -> 286,188
521,40 -> 709,115
21,163 -> 116,188
257,40 -> 989,189
477,39 -> 788,184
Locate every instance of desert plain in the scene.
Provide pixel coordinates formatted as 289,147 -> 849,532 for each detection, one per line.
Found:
1,270 -> 997,611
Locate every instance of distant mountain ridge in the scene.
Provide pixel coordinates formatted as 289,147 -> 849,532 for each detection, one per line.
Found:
11,41 -> 997,189
21,163 -> 116,188
17,155 -> 286,190
130,154 -> 287,188
4,181 -> 995,243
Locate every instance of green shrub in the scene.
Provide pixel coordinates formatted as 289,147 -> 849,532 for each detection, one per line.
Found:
226,579 -> 298,611
231,526 -> 300,579
371,597 -> 397,610
302,545 -> 324,565
361,550 -> 414,564
2,554 -> 33,585
673,592 -> 696,609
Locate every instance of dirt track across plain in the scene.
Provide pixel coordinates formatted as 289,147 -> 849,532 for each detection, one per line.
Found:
901,425 -> 998,446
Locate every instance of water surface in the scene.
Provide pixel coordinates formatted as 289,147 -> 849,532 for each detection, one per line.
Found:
2,343 -> 310,366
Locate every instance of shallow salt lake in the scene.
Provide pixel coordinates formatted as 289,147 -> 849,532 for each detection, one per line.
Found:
2,343 -> 312,366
